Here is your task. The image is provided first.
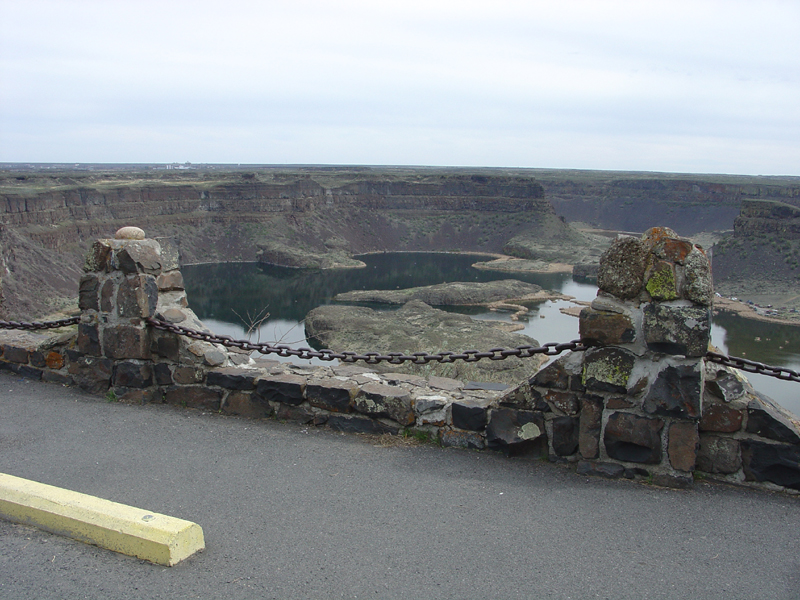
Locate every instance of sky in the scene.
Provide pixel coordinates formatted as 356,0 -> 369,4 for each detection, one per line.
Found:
1,0 -> 799,175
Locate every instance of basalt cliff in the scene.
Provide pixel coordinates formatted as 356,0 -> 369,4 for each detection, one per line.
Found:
3,165 -> 799,320
536,170 -> 800,236
712,199 -> 800,306
0,168 -> 582,318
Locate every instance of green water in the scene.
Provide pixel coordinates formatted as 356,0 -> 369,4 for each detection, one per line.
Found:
182,253 -> 800,417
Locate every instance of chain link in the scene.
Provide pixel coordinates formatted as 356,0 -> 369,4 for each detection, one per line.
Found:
145,317 -> 587,365
3,315 -> 798,384
706,351 -> 800,383
0,316 -> 80,331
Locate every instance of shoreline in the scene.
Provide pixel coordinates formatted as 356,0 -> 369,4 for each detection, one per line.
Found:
712,297 -> 800,328
183,254 -> 800,328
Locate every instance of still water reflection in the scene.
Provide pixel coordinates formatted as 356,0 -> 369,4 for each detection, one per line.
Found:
182,253 -> 800,416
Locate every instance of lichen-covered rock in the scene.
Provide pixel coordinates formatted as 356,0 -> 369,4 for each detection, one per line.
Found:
645,261 -> 679,301
439,429 -> 485,450
414,395 -> 448,426
582,346 -> 635,393
597,236 -> 647,299
643,304 -> 710,357
682,247 -> 713,306
354,382 -> 414,425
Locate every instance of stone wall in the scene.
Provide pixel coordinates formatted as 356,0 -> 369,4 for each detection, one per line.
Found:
1,227 -> 799,493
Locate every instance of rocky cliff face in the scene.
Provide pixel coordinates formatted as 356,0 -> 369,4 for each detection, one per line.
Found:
537,172 -> 800,236
731,199 -> 800,239
712,199 -> 800,303
0,169 -> 570,318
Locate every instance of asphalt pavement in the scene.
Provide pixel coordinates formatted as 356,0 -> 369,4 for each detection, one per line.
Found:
1,370 -> 798,600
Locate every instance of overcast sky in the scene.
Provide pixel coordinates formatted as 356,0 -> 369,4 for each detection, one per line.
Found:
1,0 -> 798,175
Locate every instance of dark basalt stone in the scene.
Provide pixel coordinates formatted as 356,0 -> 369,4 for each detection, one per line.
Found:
163,386 -> 222,411
746,397 -> 800,445
551,416 -> 579,456
224,391 -> 273,419
532,361 -> 570,390
643,364 -> 701,419
78,274 -> 99,311
452,398 -> 493,431
77,323 -> 100,357
207,368 -> 257,390
326,415 -> 399,435
112,361 -> 153,389
256,374 -> 306,406
741,440 -> 800,490
705,372 -> 745,402
697,435 -> 741,474
306,379 -> 355,413
579,307 -> 636,346
486,408 -> 546,456
699,402 -> 743,433
604,412 -> 664,464
579,395 -> 604,459
117,275 -> 158,319
153,363 -> 173,386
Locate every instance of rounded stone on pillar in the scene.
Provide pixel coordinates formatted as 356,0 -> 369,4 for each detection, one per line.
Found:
115,226 -> 146,240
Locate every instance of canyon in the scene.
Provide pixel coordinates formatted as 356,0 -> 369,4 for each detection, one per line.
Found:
1,165 -> 799,319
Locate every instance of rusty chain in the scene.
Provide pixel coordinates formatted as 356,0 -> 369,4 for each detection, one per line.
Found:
3,315 -> 799,384
145,317 -> 586,365
706,351 -> 800,383
0,316 -> 80,331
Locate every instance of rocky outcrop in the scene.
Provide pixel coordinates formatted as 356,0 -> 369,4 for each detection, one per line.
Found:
711,199 -> 800,301
334,279 -> 548,305
732,199 -> 800,239
304,299 -> 548,383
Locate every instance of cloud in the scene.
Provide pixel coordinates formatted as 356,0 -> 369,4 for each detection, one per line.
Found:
1,0 -> 799,174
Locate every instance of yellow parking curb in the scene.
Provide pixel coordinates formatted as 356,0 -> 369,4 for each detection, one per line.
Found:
0,473 -> 204,566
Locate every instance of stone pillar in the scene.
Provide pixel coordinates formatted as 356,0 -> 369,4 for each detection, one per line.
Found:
75,227 -> 185,399
75,226 -> 239,401
578,227 -> 711,485
78,227 -> 164,361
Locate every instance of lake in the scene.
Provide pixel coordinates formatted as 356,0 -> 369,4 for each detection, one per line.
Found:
182,253 -> 800,417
